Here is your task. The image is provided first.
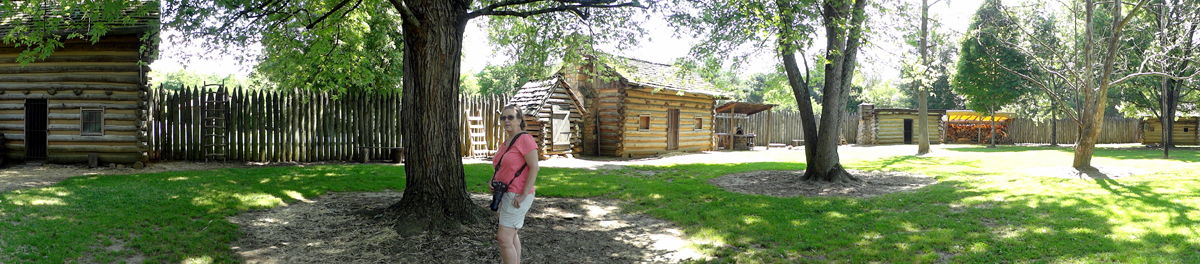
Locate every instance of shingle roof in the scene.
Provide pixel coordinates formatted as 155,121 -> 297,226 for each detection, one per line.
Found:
0,1 -> 159,38
510,75 -> 563,116
604,56 -> 721,96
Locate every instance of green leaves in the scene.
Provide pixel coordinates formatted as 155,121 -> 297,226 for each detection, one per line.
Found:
951,0 -> 1035,115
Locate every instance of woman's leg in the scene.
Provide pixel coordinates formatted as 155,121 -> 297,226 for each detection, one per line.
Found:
497,226 -> 520,264
514,230 -> 521,261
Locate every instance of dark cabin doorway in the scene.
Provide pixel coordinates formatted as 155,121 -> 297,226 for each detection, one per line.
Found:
903,119 -> 914,144
25,99 -> 48,161
667,109 -> 680,150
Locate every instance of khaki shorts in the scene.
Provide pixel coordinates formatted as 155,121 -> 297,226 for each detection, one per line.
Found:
498,192 -> 535,229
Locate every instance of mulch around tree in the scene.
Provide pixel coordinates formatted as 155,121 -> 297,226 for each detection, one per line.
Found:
229,192 -> 709,264
708,169 -> 939,198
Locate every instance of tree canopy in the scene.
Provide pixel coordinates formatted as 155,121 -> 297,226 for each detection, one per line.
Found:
952,0 -> 1035,115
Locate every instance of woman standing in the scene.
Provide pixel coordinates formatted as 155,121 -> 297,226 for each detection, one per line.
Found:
491,104 -> 539,264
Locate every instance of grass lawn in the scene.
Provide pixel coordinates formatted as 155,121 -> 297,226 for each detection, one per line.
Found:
3,145 -> 1200,263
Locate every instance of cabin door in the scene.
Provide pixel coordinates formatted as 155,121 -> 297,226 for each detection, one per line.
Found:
667,109 -> 679,150
550,105 -> 571,152
25,99 -> 48,161
903,119 -> 914,144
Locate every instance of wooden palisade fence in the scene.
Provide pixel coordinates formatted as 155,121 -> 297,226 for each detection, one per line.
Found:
718,110 -> 861,146
1008,117 -> 1140,144
730,111 -> 1141,146
148,85 -> 513,162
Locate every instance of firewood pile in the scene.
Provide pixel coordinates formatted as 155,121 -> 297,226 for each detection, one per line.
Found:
944,123 -> 1012,144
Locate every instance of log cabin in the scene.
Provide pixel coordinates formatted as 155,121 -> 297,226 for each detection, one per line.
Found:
513,55 -> 723,158
510,76 -> 588,158
1141,117 -> 1199,145
0,2 -> 158,167
857,103 -> 945,145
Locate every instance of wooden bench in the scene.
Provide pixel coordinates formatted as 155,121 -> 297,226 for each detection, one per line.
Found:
790,139 -> 805,150
360,146 -> 405,163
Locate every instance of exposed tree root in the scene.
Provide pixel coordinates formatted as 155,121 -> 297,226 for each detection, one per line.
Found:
378,191 -> 491,237
800,164 -> 861,183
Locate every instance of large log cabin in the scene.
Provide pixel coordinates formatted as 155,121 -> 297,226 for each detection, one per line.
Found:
0,2 -> 158,166
512,55 -> 722,158
857,103 -> 945,145
1142,117 -> 1199,145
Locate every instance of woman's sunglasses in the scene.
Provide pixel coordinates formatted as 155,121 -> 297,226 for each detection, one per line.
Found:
500,115 -> 518,121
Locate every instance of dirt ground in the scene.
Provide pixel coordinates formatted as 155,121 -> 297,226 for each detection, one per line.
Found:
230,192 -> 707,264
709,169 -> 939,198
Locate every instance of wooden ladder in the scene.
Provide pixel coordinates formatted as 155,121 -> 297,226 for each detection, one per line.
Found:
202,83 -> 229,162
468,115 -> 489,158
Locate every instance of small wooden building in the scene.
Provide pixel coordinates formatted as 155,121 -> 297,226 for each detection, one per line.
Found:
509,75 -> 588,157
713,102 -> 776,150
0,2 -> 158,166
1142,117 -> 1199,145
942,110 -> 1014,144
514,55 -> 722,158
857,104 -> 945,145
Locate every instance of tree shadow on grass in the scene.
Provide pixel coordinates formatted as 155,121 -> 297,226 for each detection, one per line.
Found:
637,159 -> 1200,263
1090,168 -> 1200,237
0,165 -> 410,263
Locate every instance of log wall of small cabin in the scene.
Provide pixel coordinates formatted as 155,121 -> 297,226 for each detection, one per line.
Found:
873,113 -> 942,145
533,85 -> 584,157
1142,118 -> 1199,145
618,87 -> 714,157
0,34 -> 151,164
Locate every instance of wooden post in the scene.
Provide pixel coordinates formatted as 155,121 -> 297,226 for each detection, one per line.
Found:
767,107 -> 772,150
728,103 -> 735,150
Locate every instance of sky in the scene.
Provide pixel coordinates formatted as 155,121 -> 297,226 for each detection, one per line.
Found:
150,0 -> 986,80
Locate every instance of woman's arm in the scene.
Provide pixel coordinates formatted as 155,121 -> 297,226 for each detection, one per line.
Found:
521,149 -> 539,194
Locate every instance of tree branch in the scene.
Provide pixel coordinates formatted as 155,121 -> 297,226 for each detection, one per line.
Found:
1109,71 -> 1197,87
387,0 -> 422,28
975,37 -> 1083,126
305,0 -> 360,29
465,0 -> 642,20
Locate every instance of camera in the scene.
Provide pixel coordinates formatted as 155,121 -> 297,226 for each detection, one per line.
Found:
489,181 -> 509,211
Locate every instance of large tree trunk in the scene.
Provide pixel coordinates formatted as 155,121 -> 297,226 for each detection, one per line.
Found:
388,0 -> 488,236
776,0 -> 820,169
916,0 -> 931,155
799,0 -> 868,183
1073,0 -> 1140,168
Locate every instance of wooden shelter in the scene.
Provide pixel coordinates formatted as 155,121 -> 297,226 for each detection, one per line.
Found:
509,75 -> 588,158
942,110 -> 1014,144
514,55 -> 722,158
857,104 -> 945,145
714,102 -> 776,150
1141,117 -> 1199,145
0,2 -> 158,166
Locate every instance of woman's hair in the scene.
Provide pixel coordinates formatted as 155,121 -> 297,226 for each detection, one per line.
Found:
501,104 -> 526,129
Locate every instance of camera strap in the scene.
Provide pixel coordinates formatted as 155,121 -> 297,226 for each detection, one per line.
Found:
491,132 -> 529,187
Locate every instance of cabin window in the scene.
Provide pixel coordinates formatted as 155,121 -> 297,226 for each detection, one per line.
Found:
81,109 -> 104,136
694,116 -> 703,130
639,115 -> 651,131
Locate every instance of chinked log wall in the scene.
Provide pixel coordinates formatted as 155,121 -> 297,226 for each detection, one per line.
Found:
619,87 -> 714,157
0,35 -> 151,164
